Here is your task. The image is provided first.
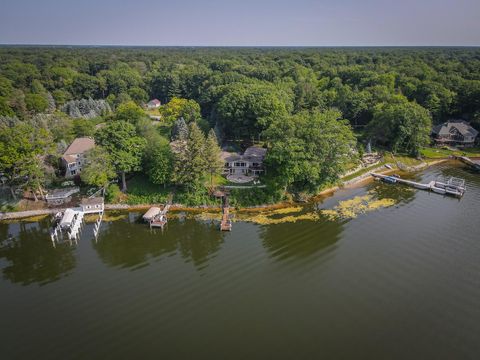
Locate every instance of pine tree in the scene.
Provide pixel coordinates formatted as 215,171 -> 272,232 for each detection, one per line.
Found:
204,129 -> 224,187
172,122 -> 207,190
171,117 -> 189,141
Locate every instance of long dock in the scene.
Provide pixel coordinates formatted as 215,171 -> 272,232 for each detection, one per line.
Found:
371,173 -> 466,197
220,193 -> 232,231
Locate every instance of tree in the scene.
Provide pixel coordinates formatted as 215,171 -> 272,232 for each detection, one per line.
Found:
159,97 -> 201,123
171,117 -> 189,141
72,118 -> 95,138
81,146 -> 116,189
145,138 -> 173,187
0,96 -> 15,117
114,100 -> 146,124
95,121 -> 146,192
172,122 -> 207,190
204,129 -> 223,186
368,96 -> 432,155
264,110 -> 356,193
25,93 -> 48,113
215,82 -> 293,140
0,123 -> 53,199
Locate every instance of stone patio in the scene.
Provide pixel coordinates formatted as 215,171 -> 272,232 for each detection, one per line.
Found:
226,174 -> 256,184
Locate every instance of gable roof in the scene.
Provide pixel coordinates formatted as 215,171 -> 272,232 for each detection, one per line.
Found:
64,137 -> 95,155
244,146 -> 267,159
432,120 -> 479,137
148,99 -> 161,105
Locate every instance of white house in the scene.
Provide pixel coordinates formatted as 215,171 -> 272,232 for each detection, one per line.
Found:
61,137 -> 95,178
147,99 -> 161,109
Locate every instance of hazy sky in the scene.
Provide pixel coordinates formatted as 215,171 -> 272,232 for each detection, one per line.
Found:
1,0 -> 479,46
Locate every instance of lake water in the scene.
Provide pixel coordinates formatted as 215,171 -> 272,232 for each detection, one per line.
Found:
1,162 -> 479,359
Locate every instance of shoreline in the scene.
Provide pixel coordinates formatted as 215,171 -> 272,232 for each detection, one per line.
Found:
0,158 -> 450,222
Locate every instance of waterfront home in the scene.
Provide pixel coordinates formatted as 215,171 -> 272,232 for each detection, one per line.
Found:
80,197 -> 104,214
147,99 -> 161,109
61,137 -> 95,178
432,120 -> 478,147
221,146 -> 267,183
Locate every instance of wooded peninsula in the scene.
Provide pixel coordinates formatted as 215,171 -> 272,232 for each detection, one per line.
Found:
1,47 -> 479,210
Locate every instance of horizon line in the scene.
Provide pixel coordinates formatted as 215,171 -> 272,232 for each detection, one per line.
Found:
0,43 -> 479,49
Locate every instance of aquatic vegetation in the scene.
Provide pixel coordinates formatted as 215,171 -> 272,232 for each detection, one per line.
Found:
243,212 -> 319,225
194,212 -> 222,221
269,206 -> 303,215
84,213 -> 127,222
321,193 -> 395,220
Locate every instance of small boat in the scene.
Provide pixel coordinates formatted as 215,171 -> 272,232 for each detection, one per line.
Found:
382,176 -> 398,184
385,164 -> 393,169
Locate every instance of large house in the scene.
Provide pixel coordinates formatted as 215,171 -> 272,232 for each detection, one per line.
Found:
432,120 -> 478,147
61,137 -> 95,178
221,146 -> 267,182
147,99 -> 161,109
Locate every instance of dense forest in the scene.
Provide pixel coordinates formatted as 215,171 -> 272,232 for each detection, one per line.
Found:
1,47 -> 480,206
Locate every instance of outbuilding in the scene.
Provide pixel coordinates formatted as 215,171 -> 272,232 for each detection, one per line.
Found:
80,197 -> 104,214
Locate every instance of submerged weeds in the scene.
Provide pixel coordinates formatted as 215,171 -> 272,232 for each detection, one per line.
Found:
320,193 -> 395,220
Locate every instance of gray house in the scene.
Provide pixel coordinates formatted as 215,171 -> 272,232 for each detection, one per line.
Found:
432,120 -> 478,147
221,146 -> 267,183
61,137 -> 95,178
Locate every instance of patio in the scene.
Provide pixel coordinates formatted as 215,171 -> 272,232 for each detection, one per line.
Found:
226,174 -> 256,184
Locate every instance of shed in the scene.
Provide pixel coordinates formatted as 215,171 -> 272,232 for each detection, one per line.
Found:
80,197 -> 104,214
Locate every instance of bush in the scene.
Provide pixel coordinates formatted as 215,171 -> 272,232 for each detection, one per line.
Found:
229,186 -> 284,207
105,183 -> 121,202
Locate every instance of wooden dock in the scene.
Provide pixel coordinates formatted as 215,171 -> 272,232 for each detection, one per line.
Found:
219,192 -> 232,231
371,173 -> 466,197
148,204 -> 170,228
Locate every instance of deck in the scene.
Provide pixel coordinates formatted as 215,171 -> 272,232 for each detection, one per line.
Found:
371,173 -> 466,197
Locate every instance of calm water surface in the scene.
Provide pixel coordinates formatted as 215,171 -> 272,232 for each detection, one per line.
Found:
1,162 -> 479,359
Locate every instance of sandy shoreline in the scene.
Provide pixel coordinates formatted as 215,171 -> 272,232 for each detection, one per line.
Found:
0,158 -> 450,222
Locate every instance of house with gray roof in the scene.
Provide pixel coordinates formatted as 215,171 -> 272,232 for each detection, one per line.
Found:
221,146 -> 267,183
432,120 -> 478,147
61,137 -> 95,178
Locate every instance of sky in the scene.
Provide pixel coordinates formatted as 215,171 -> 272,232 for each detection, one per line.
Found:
1,0 -> 479,46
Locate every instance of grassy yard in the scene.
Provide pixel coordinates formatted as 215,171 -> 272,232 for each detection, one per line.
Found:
420,146 -> 480,159
125,174 -> 172,205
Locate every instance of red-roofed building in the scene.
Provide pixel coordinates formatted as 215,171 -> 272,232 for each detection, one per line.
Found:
147,99 -> 161,109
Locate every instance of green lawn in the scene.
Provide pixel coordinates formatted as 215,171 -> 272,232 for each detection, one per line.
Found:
420,146 -> 480,159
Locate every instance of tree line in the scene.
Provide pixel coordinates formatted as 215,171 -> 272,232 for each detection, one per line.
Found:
1,47 -> 480,202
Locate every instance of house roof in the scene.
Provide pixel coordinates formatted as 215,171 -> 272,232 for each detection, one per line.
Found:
432,120 -> 479,138
64,137 -> 95,155
148,99 -> 161,105
220,151 -> 241,162
244,146 -> 267,159
81,197 -> 104,206
221,146 -> 267,163
62,154 -> 77,163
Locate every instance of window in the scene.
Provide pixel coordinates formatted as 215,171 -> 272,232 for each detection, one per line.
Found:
70,170 -> 76,175
234,162 -> 246,167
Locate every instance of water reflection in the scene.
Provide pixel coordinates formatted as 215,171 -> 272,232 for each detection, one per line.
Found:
367,179 -> 417,204
259,219 -> 343,262
0,221 -> 76,286
94,216 -> 224,270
